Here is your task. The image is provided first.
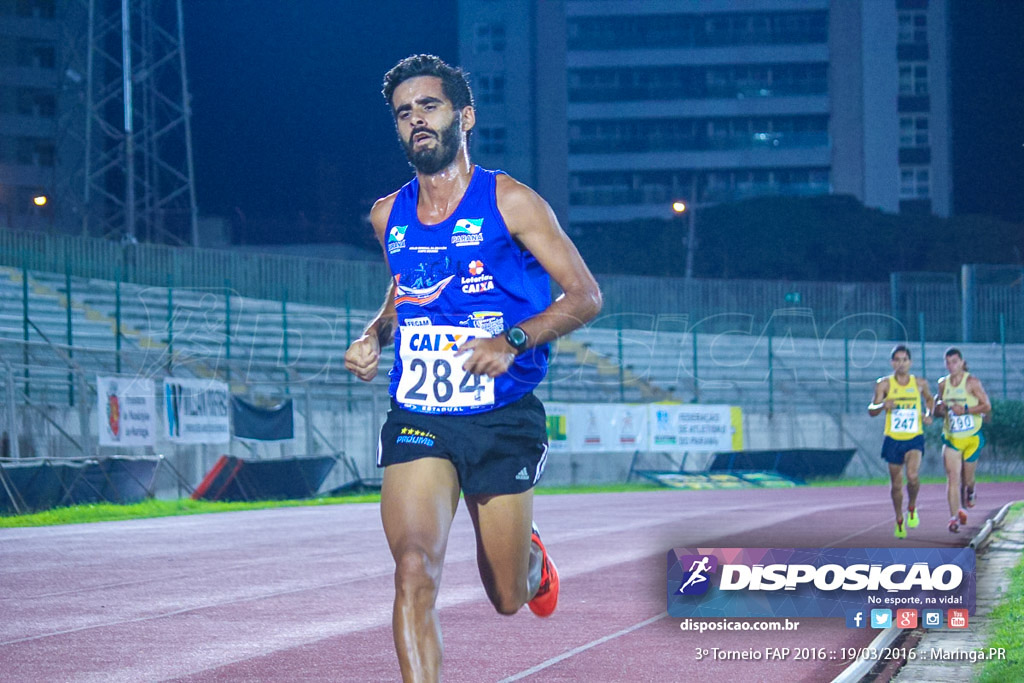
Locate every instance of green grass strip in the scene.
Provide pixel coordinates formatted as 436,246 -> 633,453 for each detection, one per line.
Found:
0,495 -> 379,528
978,503 -> 1024,683
2,477 -> 1019,528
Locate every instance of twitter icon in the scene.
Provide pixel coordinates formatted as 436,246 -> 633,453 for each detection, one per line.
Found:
871,609 -> 893,628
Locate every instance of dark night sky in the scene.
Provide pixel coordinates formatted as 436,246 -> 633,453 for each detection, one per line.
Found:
184,0 -> 458,244
184,1 -> 1023,246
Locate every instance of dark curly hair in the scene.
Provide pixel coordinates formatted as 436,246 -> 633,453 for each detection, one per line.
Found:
381,54 -> 474,112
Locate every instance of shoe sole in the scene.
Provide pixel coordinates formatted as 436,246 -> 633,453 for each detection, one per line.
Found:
958,510 -> 968,525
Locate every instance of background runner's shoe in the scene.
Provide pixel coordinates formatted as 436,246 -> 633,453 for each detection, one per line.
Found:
528,523 -> 559,617
894,520 -> 907,539
966,491 -> 976,508
907,508 -> 919,528
958,509 -> 968,525
948,517 -> 960,533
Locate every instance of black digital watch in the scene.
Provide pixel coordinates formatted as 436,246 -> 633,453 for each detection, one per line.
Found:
504,325 -> 529,355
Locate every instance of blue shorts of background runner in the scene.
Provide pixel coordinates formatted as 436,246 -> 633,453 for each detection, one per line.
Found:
880,435 -> 925,465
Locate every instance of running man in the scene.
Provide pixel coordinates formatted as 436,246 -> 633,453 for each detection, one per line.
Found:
345,55 -> 602,682
868,344 -> 934,538
933,347 -> 991,533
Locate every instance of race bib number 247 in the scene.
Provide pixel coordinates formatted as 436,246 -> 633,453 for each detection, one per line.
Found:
396,325 -> 495,410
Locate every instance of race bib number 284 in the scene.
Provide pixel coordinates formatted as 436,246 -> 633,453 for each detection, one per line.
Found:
397,325 -> 495,410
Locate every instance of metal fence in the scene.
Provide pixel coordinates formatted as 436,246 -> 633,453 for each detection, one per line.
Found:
0,228 -> 1021,342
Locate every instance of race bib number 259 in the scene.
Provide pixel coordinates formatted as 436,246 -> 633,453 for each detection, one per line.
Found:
397,325 -> 495,411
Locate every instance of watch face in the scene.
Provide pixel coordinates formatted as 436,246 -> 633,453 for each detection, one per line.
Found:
507,326 -> 527,348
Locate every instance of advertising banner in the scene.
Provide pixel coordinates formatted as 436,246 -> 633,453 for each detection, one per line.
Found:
163,378 -> 230,444
668,547 -> 975,619
648,404 -> 743,452
544,402 -> 740,453
97,376 -> 157,447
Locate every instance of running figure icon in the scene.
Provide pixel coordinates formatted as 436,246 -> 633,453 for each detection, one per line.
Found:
679,556 -> 712,593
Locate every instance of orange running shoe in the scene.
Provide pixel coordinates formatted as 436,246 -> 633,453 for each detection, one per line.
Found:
958,509 -> 968,525
528,523 -> 559,617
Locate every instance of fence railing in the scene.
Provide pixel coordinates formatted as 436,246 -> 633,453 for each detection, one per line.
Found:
1,228 -> 1021,342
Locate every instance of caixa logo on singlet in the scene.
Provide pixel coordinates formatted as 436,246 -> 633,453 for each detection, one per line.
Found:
451,218 -> 484,246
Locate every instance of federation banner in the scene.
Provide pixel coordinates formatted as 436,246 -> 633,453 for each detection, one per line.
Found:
668,547 -> 976,619
163,378 -> 230,444
96,376 -> 157,447
544,402 -> 741,453
648,404 -> 743,452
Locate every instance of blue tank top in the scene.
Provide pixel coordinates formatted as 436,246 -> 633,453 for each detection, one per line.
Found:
385,167 -> 551,414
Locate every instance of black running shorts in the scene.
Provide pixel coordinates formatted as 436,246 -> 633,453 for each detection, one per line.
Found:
377,392 -> 549,496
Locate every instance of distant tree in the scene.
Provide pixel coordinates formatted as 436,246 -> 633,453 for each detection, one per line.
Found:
575,195 -> 1024,281
983,399 -> 1024,475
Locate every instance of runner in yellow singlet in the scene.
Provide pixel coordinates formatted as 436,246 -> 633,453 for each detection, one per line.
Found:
868,345 -> 934,539
933,347 -> 992,533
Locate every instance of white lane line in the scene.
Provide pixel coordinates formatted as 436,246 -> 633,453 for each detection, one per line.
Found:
498,612 -> 669,682
827,518 -> 893,547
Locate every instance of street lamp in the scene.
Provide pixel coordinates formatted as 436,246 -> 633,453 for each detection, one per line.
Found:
33,195 -> 48,207
672,198 -> 697,279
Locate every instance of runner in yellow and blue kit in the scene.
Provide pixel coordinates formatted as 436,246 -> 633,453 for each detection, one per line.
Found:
934,347 -> 992,533
869,345 -> 934,538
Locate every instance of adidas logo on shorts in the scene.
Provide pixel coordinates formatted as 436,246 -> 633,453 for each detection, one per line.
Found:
515,467 -> 530,481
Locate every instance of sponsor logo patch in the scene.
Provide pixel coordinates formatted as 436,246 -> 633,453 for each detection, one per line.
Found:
396,427 -> 436,447
452,218 -> 484,246
388,225 -> 408,254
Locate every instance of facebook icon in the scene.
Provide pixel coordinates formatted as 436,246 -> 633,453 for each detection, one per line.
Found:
846,610 -> 866,629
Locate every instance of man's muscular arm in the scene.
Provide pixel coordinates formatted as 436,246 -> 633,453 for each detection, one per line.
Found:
458,175 -> 602,378
344,195 -> 398,382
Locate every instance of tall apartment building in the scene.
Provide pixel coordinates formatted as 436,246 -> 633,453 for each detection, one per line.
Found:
0,0 -> 58,231
457,0 -> 952,235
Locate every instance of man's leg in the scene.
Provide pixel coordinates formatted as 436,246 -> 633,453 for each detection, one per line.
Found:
464,489 -> 536,615
904,449 -> 922,525
962,459 -> 978,506
943,446 -> 964,530
888,462 -> 905,521
380,458 -> 461,683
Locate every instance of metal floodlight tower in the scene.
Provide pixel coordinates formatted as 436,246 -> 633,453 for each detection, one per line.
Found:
60,0 -> 199,245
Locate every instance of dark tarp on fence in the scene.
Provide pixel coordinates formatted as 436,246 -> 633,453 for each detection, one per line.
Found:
707,448 -> 855,479
191,455 -> 336,502
231,396 -> 294,441
0,456 -> 161,514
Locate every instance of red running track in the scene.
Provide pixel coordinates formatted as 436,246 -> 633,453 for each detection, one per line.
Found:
1,482 -> 1019,682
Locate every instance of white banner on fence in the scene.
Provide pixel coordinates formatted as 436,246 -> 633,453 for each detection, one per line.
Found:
163,377 -> 230,444
97,376 -> 157,447
543,402 -> 739,453
647,404 -> 742,452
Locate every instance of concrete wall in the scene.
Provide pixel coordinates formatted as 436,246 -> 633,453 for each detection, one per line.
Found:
6,400 -> 1003,496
